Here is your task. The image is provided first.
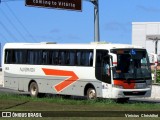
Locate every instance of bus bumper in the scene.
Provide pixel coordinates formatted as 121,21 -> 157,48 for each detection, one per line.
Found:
102,88 -> 151,99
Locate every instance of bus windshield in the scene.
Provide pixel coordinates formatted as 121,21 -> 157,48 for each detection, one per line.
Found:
111,49 -> 151,80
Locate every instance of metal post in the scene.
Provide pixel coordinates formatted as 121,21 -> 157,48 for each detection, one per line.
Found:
155,39 -> 158,54
154,39 -> 158,83
154,66 -> 157,83
91,0 -> 100,42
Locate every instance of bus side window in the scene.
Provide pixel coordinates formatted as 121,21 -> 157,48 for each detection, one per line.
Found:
5,50 -> 12,64
27,51 -> 34,64
70,51 -> 75,66
77,51 -> 81,66
85,52 -> 90,66
51,51 -> 58,65
76,50 -> 93,66
55,51 -> 59,65
81,52 -> 85,65
57,51 -> 64,65
64,51 -> 69,65
15,50 -> 24,64
89,52 -> 93,66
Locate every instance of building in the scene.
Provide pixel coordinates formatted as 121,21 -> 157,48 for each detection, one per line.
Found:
132,22 -> 160,65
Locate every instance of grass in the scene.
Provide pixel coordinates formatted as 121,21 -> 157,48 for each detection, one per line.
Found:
0,93 -> 160,120
0,93 -> 160,111
157,70 -> 160,83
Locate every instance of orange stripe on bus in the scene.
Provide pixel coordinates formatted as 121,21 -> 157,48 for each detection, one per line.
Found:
42,68 -> 79,92
114,80 -> 135,89
113,62 -> 117,64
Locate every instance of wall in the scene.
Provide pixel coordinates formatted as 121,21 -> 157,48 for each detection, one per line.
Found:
132,22 -> 160,63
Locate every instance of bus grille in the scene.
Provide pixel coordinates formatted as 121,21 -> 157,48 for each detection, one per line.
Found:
123,91 -> 146,96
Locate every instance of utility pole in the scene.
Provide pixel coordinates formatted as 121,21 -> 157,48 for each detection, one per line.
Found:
154,38 -> 158,83
91,0 -> 100,42
155,39 -> 158,54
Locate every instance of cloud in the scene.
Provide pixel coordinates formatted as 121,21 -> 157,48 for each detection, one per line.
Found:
137,5 -> 160,13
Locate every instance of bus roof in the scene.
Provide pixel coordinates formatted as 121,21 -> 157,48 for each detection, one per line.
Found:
3,42 -> 144,50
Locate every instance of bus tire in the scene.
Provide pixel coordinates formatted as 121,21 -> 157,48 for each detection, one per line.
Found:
29,82 -> 39,97
87,88 -> 97,100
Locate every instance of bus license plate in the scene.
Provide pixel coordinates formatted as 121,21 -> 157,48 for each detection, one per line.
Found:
136,84 -> 146,89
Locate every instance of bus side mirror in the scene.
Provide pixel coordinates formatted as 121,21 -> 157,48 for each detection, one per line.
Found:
109,53 -> 117,67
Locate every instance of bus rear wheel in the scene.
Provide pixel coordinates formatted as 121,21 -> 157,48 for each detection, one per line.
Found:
29,82 -> 39,97
87,88 -> 97,100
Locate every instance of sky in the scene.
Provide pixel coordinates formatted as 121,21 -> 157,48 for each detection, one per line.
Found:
1,0 -> 160,49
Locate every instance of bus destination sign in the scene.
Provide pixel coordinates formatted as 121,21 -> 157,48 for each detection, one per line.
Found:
25,0 -> 82,11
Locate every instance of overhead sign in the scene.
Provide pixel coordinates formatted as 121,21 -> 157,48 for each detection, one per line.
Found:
25,0 -> 82,11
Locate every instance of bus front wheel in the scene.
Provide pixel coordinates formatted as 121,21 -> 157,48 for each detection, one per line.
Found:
87,88 -> 97,100
29,82 -> 39,97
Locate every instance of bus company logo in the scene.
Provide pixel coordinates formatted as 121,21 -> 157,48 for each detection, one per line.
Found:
1,112 -> 42,118
42,68 -> 79,92
2,112 -> 11,117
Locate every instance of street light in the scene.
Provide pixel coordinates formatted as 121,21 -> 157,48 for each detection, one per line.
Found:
92,0 -> 100,42
89,0 -> 100,42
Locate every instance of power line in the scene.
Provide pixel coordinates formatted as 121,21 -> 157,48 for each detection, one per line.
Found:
0,20 -> 19,41
0,7 -> 28,42
1,0 -> 23,2
0,32 -> 10,42
5,3 -> 38,42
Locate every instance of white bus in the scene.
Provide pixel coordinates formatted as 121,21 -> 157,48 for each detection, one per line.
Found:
2,42 -> 152,101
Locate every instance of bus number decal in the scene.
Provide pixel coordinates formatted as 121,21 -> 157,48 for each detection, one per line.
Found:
42,68 -> 79,92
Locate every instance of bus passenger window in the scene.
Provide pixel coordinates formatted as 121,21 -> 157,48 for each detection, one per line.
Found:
89,52 -> 93,66
5,50 -> 12,64
76,50 -> 93,66
70,51 -> 75,66
77,52 -> 81,66
52,51 -> 59,65
60,51 -> 65,65
42,51 -> 49,64
27,51 -> 34,64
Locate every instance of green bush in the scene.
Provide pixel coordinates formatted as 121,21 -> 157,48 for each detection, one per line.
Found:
157,70 -> 160,83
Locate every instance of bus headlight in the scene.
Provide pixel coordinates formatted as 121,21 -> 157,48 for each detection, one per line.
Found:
146,81 -> 152,88
146,84 -> 152,88
113,85 -> 123,89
